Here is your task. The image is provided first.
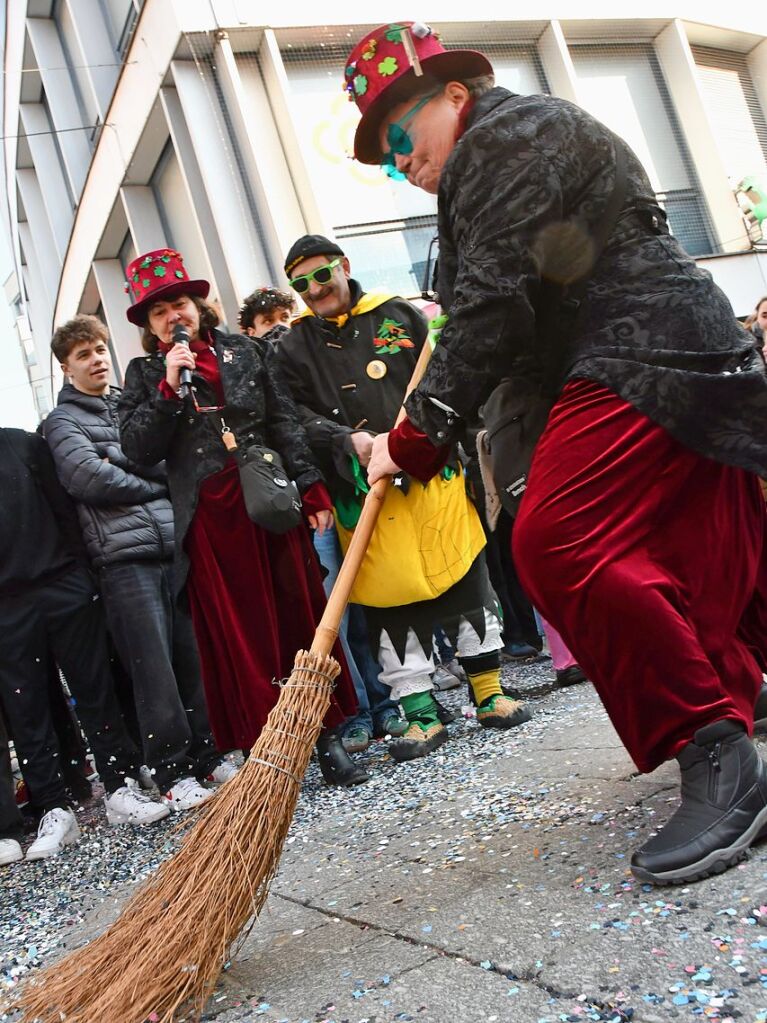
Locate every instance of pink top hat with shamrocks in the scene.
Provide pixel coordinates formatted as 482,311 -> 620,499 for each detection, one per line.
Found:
343,21 -> 493,164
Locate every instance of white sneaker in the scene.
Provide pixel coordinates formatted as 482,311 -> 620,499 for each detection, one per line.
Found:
205,758 -> 240,786
0,838 -> 23,866
162,776 -> 213,812
25,808 -> 80,861
104,778 -> 170,826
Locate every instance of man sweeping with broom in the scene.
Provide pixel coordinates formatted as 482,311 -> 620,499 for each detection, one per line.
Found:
351,21 -> 767,886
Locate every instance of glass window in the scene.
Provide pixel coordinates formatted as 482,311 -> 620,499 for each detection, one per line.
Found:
53,0 -> 98,130
570,44 -> 716,256
101,0 -> 143,54
118,231 -> 136,275
33,382 -> 52,417
692,47 -> 767,190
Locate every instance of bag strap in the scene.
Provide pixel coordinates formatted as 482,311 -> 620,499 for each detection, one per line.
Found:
540,141 -> 629,392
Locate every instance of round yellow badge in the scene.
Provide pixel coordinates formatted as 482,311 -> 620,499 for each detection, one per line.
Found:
366,359 -> 388,379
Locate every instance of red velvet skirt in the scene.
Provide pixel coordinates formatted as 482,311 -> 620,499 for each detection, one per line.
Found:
514,379 -> 767,773
185,463 -> 356,751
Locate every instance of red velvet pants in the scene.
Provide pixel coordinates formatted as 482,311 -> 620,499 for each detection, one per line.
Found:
514,380 -> 767,772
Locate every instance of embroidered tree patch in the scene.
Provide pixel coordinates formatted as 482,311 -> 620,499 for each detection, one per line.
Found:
374,317 -> 415,354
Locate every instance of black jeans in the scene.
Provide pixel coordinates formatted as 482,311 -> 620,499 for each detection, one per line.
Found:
0,565 -> 139,808
99,560 -> 221,790
0,703 -> 23,841
495,512 -> 542,650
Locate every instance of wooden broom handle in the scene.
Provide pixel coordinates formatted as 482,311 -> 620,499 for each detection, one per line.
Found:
311,338 -> 435,656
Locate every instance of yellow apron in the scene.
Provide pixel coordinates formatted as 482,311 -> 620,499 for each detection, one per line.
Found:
335,466 -> 486,607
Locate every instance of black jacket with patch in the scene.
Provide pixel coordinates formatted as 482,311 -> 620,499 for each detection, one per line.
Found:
275,280 -> 428,504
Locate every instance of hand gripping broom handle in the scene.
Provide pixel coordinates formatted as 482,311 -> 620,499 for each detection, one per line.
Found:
311,338 -> 435,657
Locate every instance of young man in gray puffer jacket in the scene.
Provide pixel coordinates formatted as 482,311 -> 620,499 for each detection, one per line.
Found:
45,315 -> 234,815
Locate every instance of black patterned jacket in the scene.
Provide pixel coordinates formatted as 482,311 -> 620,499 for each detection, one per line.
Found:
406,87 -> 767,477
118,329 -> 323,598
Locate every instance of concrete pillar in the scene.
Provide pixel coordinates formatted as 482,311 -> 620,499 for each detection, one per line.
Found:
537,21 -> 580,104
16,169 -> 61,303
167,58 -> 267,310
92,258 -> 143,379
258,29 -> 330,238
19,103 -> 74,260
25,17 -> 91,199
747,38 -> 767,126
120,185 -> 166,252
654,20 -> 750,254
61,0 -> 120,120
18,222 -> 55,394
158,84 -> 239,323
212,32 -> 299,281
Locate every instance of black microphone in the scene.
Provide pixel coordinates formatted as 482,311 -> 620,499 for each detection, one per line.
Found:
172,323 -> 193,397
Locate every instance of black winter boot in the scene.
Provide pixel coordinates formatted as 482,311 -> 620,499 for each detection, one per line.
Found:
316,730 -> 370,787
631,720 -> 767,885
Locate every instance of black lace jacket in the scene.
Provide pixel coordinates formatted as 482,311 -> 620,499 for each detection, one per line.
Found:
406,87 -> 767,477
118,328 -> 323,599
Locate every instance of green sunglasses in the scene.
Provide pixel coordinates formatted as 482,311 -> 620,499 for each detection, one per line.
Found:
289,258 -> 341,294
380,92 -> 438,180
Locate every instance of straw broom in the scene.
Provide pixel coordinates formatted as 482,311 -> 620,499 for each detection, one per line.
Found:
6,338 -> 435,1023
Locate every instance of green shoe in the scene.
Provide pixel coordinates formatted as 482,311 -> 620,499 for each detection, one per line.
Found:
389,721 -> 449,762
476,694 -> 531,730
374,714 -> 408,739
341,727 -> 371,754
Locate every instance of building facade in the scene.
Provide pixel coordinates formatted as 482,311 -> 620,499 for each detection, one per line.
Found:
2,1 -> 767,418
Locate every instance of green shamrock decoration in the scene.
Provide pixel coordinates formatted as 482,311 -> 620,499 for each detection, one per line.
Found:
175,270 -> 185,279
133,273 -> 139,282
378,56 -> 398,77
140,257 -> 152,268
142,279 -> 150,288
354,74 -> 368,96
385,25 -> 405,43
161,255 -> 171,263
153,266 -> 167,277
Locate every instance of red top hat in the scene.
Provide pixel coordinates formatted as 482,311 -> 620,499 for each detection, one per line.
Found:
124,248 -> 210,325
344,22 -> 493,164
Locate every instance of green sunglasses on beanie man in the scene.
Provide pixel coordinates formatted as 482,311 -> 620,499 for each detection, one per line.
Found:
288,259 -> 342,294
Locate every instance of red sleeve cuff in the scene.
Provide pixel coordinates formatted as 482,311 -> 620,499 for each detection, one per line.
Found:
301,481 -> 333,519
388,417 -> 450,483
157,380 -> 181,401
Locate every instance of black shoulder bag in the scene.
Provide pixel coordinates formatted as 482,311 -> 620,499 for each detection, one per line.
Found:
480,145 -> 629,516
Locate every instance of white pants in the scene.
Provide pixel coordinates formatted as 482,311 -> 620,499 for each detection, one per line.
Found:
377,607 -> 503,700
